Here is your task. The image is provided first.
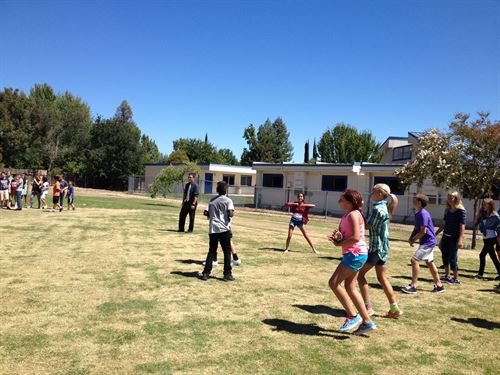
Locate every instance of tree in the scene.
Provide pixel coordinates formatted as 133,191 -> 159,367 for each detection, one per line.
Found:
304,140 -> 310,163
396,112 -> 500,248
149,162 -> 200,198
141,134 -> 161,167
318,123 -> 381,163
312,138 -> 318,160
240,117 -> 294,165
166,149 -> 190,164
217,148 -> 238,165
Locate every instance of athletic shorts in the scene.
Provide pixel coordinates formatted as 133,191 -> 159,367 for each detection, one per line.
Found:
412,245 -> 435,262
289,217 -> 304,228
53,196 -> 60,204
367,251 -> 387,266
67,196 -> 74,204
0,190 -> 8,200
341,252 -> 368,272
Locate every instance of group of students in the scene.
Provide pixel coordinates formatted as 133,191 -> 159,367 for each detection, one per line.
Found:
0,171 -> 75,211
283,184 -> 500,335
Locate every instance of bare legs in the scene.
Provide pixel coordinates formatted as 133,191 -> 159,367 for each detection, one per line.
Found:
284,225 -> 318,253
329,264 -> 372,323
410,258 -> 442,287
358,264 -> 398,306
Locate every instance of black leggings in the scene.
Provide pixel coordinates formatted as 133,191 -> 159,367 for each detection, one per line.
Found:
478,238 -> 500,276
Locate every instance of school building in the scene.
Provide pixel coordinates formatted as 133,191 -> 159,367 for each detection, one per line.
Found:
252,132 -> 492,226
144,163 -> 256,195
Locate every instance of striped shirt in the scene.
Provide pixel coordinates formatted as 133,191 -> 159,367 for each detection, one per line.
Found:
367,200 -> 390,262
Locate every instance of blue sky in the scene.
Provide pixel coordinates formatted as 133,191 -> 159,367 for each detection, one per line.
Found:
1,0 -> 499,161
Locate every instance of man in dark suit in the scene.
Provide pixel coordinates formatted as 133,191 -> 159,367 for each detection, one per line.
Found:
178,172 -> 199,232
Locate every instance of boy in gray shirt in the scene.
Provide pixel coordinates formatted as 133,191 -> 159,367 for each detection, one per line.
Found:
200,181 -> 235,281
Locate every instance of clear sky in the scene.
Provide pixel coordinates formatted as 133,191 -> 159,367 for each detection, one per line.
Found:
1,0 -> 499,161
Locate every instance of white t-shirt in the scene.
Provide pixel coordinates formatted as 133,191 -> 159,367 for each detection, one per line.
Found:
208,195 -> 235,234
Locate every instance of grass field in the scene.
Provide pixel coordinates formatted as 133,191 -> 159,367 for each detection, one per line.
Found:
1,189 -> 499,375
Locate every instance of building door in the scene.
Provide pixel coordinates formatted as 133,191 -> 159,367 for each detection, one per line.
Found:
204,173 -> 213,194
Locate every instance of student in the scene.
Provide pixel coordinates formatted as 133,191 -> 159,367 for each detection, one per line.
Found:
402,194 -> 445,294
40,176 -> 49,209
0,172 -> 9,209
52,175 -> 61,210
435,191 -> 466,284
67,181 -> 75,210
15,174 -> 24,210
10,173 -> 18,208
284,192 -> 318,254
21,174 -> 29,206
59,174 -> 68,212
200,181 -> 235,281
203,231 -> 241,267
30,174 -> 42,209
357,183 -> 402,318
328,189 -> 376,335
474,198 -> 500,280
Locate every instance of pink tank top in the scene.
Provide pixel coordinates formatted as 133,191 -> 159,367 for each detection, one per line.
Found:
340,210 -> 367,256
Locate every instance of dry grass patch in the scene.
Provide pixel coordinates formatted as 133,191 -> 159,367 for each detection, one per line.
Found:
0,190 -> 499,374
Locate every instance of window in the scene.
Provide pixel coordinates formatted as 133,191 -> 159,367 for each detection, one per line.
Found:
223,174 -> 235,185
240,175 -> 252,186
321,175 -> 347,192
374,176 -> 405,195
263,174 -> 284,188
392,145 -> 412,161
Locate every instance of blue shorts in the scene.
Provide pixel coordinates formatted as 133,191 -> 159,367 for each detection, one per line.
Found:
341,253 -> 368,272
289,217 -> 304,228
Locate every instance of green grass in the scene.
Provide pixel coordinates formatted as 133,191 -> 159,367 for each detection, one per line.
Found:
0,189 -> 499,374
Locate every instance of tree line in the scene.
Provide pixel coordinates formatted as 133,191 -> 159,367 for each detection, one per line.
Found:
0,83 -> 383,189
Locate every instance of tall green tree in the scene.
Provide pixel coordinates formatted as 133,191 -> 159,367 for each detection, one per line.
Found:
240,117 -> 293,165
304,140 -> 310,163
141,134 -> 161,166
318,123 -> 381,163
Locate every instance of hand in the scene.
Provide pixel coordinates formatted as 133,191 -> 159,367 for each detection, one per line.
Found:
408,238 -> 414,247
457,240 -> 463,248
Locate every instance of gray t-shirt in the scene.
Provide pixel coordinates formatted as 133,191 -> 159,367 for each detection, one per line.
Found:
208,195 -> 234,234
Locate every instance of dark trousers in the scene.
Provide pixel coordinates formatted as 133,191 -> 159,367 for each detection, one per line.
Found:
203,231 -> 232,276
440,235 -> 459,272
478,238 -> 500,276
30,191 -> 41,208
178,201 -> 196,232
59,192 -> 66,208
15,190 -> 23,209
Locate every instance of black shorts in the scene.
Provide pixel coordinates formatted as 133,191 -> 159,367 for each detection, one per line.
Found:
367,252 -> 387,266
53,196 -> 59,204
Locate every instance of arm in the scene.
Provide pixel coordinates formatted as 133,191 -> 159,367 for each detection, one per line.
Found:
228,209 -> 234,218
334,212 -> 361,247
435,221 -> 445,236
457,223 -> 465,248
409,226 -> 427,246
303,203 -> 315,208
284,202 -> 299,207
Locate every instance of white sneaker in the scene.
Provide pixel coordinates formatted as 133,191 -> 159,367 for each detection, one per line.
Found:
202,261 -> 218,266
232,259 -> 241,266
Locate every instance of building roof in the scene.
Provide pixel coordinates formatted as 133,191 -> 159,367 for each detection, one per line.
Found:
143,163 -> 255,174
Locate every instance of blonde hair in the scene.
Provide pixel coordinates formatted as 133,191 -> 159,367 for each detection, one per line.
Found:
446,190 -> 465,211
477,198 -> 496,220
373,183 -> 398,219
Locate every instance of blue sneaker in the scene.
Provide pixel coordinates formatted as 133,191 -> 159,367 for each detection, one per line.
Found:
339,314 -> 362,332
353,321 -> 377,335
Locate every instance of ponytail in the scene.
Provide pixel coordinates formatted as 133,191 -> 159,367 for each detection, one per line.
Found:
387,193 -> 398,220
373,183 -> 398,220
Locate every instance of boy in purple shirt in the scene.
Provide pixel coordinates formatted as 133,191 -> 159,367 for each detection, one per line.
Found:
402,194 -> 445,294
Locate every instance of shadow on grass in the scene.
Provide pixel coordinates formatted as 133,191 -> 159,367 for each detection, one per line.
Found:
259,247 -> 286,252
293,304 -> 345,317
142,202 -> 177,208
176,259 -> 204,265
393,275 -> 435,283
262,318 -> 349,340
319,256 -> 342,261
451,317 -> 500,330
160,229 -> 182,233
477,288 -> 500,294
170,271 -> 199,278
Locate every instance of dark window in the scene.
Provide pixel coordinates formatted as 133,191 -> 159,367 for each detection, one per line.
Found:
392,145 -> 412,161
240,175 -> 252,186
321,175 -> 347,191
263,174 -> 284,188
223,174 -> 235,185
374,176 -> 405,195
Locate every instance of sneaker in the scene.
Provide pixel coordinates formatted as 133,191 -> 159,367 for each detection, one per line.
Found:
385,308 -> 403,319
473,274 -> 484,280
199,273 -> 209,281
365,304 -> 375,317
441,276 -> 453,283
339,314 -> 362,332
223,274 -> 235,282
495,275 -> 500,281
432,285 -> 445,293
401,285 -> 418,294
449,278 -> 461,285
232,259 -> 241,266
312,248 -> 319,254
202,261 -> 218,266
353,321 -> 377,335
